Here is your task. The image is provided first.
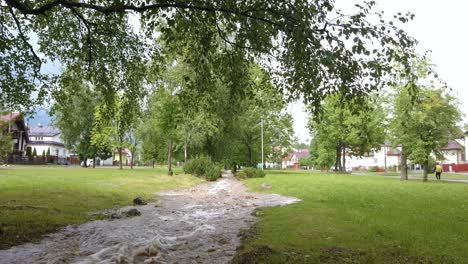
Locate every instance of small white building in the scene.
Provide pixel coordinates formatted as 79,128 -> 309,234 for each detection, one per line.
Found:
27,124 -> 70,163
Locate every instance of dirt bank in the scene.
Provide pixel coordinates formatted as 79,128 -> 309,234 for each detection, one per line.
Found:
0,171 -> 299,264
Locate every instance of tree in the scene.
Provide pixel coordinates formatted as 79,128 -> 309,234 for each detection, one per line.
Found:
389,85 -> 462,181
0,121 -> 13,162
32,147 -> 37,157
144,88 -> 182,175
51,67 -> 112,168
308,93 -> 385,172
2,1 -> 416,114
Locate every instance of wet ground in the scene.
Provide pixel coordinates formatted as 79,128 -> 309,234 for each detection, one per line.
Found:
0,171 -> 300,264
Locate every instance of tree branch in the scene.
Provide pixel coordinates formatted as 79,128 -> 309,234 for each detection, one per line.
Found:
7,5 -> 42,78
5,0 -> 284,28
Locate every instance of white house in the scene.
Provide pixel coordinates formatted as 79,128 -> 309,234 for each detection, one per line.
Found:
27,124 -> 70,163
346,134 -> 468,171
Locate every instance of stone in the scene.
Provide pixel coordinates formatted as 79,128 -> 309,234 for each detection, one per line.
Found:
260,183 -> 272,189
110,213 -> 122,219
133,197 -> 147,205
123,209 -> 141,217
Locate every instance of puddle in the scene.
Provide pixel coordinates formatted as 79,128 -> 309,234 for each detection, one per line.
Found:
0,171 -> 300,264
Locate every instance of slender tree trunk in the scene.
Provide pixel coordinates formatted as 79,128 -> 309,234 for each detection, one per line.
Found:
423,158 -> 429,181
83,157 -> 88,168
168,138 -> 173,176
152,159 -> 155,168
130,154 -> 134,169
400,146 -> 408,180
118,148 -> 123,170
184,140 -> 188,163
342,143 -> 346,172
335,144 -> 341,171
92,156 -> 96,168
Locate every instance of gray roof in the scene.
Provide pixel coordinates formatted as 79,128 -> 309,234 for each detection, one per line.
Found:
29,125 -> 60,137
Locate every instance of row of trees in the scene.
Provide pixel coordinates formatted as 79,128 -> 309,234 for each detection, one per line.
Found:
308,58 -> 463,181
52,58 -> 295,173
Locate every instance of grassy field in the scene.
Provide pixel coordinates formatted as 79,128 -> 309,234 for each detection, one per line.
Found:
356,171 -> 468,180
235,170 -> 468,264
0,165 -> 203,249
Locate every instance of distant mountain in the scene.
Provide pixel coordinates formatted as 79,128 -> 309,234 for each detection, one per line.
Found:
26,106 -> 52,127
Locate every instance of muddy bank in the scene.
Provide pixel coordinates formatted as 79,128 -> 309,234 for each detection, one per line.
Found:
0,171 -> 299,264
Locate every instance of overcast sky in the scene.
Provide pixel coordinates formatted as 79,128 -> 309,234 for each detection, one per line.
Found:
292,0 -> 468,143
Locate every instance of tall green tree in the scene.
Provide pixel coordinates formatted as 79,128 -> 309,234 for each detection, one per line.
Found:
51,67 -> 112,168
308,93 -> 386,172
389,86 -> 462,180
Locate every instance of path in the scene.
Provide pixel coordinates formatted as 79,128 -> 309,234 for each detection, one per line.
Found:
0,171 -> 300,264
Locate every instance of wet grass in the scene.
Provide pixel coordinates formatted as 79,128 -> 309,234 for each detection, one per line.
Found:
0,166 -> 203,249
235,170 -> 468,263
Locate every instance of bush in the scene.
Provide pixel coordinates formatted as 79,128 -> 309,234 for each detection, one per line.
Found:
368,166 -> 378,172
205,164 -> 223,181
236,167 -> 266,179
183,156 -> 222,181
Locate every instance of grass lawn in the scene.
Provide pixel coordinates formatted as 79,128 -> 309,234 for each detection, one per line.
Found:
357,171 -> 468,181
0,165 -> 203,249
235,170 -> 468,264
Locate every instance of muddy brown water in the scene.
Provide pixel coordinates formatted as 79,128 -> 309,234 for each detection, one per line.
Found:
0,171 -> 300,264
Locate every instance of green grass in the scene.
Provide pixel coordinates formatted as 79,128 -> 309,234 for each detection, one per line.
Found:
234,170 -> 468,264
0,166 -> 203,249
358,171 -> 468,180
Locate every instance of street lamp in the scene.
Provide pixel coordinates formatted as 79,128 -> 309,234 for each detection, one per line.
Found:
261,117 -> 264,170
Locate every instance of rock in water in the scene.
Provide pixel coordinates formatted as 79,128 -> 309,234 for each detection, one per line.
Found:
124,209 -> 141,217
133,197 -> 147,205
260,183 -> 272,190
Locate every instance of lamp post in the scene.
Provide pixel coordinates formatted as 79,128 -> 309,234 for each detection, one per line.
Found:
261,117 -> 264,170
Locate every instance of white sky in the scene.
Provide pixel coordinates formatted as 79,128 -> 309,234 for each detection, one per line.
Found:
291,0 -> 468,143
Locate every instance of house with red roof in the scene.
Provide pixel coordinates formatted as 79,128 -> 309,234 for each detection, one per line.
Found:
282,149 -> 310,169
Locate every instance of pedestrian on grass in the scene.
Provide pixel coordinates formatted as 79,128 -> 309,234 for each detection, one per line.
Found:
435,162 -> 442,180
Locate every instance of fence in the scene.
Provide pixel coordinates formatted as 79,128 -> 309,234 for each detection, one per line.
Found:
442,163 -> 468,172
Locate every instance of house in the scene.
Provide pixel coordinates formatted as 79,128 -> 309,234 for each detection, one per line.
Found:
346,134 -> 468,171
97,148 -> 132,166
347,144 -> 402,170
27,124 -> 70,164
0,112 -> 29,161
282,149 -> 310,169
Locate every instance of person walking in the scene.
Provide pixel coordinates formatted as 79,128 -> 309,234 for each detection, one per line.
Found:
435,162 -> 442,180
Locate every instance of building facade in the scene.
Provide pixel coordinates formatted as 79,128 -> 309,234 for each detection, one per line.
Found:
27,124 -> 70,163
0,112 -> 29,161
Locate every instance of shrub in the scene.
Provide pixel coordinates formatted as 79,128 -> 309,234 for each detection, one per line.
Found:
205,164 -> 223,181
236,167 -> 266,179
183,156 -> 222,181
368,166 -> 378,172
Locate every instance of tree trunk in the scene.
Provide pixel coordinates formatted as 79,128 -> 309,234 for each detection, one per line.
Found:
168,138 -> 173,176
423,158 -> 429,181
246,145 -> 253,167
335,144 -> 341,171
92,156 -> 96,168
130,154 -> 134,169
184,140 -> 188,163
400,146 -> 408,180
342,143 -> 346,172
82,157 -> 88,168
152,159 -> 155,168
118,148 -> 123,170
